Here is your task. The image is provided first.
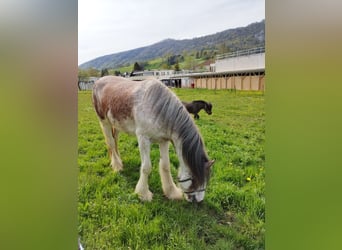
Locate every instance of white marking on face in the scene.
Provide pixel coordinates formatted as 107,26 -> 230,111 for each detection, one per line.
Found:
179,180 -> 192,191
195,191 -> 205,202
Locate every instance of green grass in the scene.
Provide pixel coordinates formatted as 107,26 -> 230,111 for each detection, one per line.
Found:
78,89 -> 265,249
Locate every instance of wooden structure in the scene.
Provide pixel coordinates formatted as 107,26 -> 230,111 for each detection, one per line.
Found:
170,69 -> 265,91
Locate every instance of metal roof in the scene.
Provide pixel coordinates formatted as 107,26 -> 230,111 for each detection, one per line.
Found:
169,67 -> 265,79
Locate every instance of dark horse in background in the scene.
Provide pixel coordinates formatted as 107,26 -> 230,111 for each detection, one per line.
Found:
182,100 -> 212,119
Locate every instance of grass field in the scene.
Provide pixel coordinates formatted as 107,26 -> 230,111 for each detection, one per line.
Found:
78,88 -> 265,249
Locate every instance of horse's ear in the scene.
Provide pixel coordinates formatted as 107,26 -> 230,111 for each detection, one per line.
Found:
205,159 -> 215,169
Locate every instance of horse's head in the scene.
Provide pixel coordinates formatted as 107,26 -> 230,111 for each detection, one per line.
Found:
178,159 -> 215,202
205,102 -> 212,115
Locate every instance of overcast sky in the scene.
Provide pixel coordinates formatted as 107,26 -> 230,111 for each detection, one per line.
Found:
78,0 -> 265,65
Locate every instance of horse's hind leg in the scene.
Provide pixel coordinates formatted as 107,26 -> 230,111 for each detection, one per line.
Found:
159,141 -> 183,200
135,134 -> 153,201
99,120 -> 123,172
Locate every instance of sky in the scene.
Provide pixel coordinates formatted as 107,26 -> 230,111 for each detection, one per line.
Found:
78,0 -> 265,65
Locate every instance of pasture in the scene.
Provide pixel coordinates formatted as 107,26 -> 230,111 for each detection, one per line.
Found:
78,88 -> 265,249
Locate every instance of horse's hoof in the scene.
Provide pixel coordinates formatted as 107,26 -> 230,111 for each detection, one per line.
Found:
136,189 -> 153,202
111,162 -> 123,172
166,187 -> 184,200
111,166 -> 123,172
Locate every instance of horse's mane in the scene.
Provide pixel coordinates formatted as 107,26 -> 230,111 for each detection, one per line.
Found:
143,80 -> 209,187
193,100 -> 208,104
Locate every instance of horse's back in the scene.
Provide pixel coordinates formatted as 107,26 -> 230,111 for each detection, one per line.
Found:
93,76 -> 137,93
92,76 -> 140,122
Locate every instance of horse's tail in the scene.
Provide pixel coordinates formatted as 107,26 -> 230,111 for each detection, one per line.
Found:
92,80 -> 106,120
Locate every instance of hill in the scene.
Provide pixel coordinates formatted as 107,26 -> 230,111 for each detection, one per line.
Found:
79,20 -> 264,70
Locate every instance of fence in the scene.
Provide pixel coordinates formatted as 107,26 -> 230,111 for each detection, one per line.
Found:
193,71 -> 265,91
216,47 -> 265,60
78,81 -> 95,91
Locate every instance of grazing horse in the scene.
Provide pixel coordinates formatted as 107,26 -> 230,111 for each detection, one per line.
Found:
92,76 -> 214,202
182,100 -> 212,119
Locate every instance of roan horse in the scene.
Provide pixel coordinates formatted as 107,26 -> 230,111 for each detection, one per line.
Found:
182,100 -> 212,119
92,76 -> 214,202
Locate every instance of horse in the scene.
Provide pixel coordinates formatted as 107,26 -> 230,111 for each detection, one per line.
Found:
92,76 -> 214,202
182,100 -> 212,119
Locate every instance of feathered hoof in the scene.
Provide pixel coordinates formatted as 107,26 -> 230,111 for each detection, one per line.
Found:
165,187 -> 184,200
111,162 -> 123,172
136,189 -> 153,202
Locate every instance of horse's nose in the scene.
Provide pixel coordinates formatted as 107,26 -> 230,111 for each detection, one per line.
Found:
187,194 -> 196,202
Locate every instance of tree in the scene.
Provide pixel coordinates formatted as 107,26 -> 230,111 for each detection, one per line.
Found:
101,68 -> 109,77
167,55 -> 182,66
159,63 -> 169,70
78,68 -> 100,79
184,55 -> 196,70
87,68 -> 100,77
163,52 -> 172,67
133,62 -> 143,72
218,43 -> 230,54
174,62 -> 180,72
78,69 -> 89,81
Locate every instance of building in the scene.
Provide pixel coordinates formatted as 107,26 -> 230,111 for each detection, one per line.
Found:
78,47 -> 265,91
170,47 -> 265,91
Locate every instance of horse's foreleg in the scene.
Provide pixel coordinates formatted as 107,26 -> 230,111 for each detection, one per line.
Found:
159,141 -> 183,200
99,120 -> 123,172
194,113 -> 199,119
135,135 -> 153,201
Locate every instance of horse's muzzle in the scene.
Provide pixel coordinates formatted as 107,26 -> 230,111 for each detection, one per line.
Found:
185,193 -> 204,203
187,194 -> 197,202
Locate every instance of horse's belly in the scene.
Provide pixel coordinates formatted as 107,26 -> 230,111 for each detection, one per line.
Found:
142,129 -> 169,142
108,117 -> 136,135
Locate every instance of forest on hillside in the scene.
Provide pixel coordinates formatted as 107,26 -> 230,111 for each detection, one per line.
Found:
78,20 -> 264,80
